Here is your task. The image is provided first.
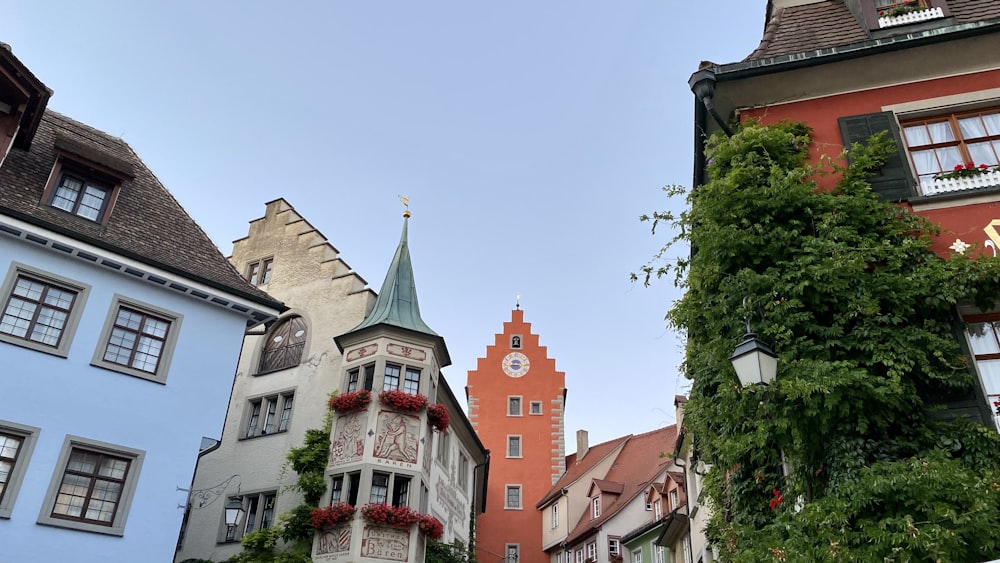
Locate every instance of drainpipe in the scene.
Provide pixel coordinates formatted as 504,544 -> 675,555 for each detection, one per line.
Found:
688,67 -> 732,138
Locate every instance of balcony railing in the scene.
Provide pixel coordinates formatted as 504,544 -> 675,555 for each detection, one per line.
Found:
920,170 -> 1000,196
878,7 -> 944,28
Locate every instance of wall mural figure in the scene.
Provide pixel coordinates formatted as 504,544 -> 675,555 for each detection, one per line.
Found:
374,412 -> 419,464
330,412 -> 366,465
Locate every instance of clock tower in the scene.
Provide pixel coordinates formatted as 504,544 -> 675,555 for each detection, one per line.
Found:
467,308 -> 566,563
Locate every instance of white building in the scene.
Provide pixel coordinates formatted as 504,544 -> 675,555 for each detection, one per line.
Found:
0,44 -> 282,562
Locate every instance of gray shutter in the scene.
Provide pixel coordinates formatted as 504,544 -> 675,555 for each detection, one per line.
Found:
838,112 -> 915,202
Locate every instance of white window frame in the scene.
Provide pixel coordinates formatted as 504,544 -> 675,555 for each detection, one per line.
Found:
654,497 -> 662,520
91,294 -> 182,383
587,541 -> 597,561
506,543 -> 520,563
507,434 -> 522,458
631,550 -> 642,563
0,420 -> 40,519
0,263 -> 90,357
652,544 -> 665,563
609,538 -> 620,558
458,453 -> 470,493
243,390 -> 295,438
224,490 -> 277,542
577,549 -> 585,563
529,400 -> 543,415
508,395 -> 523,417
436,430 -> 451,465
37,435 -> 145,536
551,503 -> 559,529
505,485 -> 522,510
592,495 -> 601,518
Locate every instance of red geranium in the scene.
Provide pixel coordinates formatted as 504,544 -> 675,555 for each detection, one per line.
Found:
310,502 -> 356,529
360,503 -> 420,528
427,403 -> 450,432
329,389 -> 371,413
379,390 -> 429,413
993,399 -> 1000,416
417,514 -> 444,540
769,488 -> 784,511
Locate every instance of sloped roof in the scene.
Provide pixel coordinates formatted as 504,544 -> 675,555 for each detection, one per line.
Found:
564,425 -> 678,546
747,0 -> 1000,61
0,111 -> 282,309
591,479 -> 625,495
667,471 -> 685,484
537,434 -> 631,508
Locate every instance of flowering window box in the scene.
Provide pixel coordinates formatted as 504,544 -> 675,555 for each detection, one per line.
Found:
878,6 -> 944,28
360,503 -> 420,528
310,502 -> 357,529
417,514 -> 444,540
379,390 -> 429,413
427,403 -> 450,432
329,389 -> 372,413
921,168 -> 1000,196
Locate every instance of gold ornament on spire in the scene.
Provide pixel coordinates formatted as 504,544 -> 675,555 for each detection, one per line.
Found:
398,195 -> 411,218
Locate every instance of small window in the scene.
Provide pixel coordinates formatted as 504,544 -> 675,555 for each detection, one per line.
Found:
508,396 -> 522,417
93,296 -> 182,382
632,550 -> 642,563
644,500 -> 652,511
370,472 -> 390,504
392,475 -> 411,508
529,401 -> 543,415
258,315 -> 307,374
403,367 -> 421,395
670,489 -> 679,511
551,503 -> 559,529
49,171 -> 113,222
506,544 -> 520,563
458,453 -> 469,493
0,420 -> 41,519
609,538 -> 620,558
246,258 -> 274,286
330,472 -> 361,506
592,496 -> 601,518
654,498 -> 662,520
244,392 -> 294,438
384,364 -> 402,391
347,363 -> 376,392
225,491 -> 276,542
510,335 -> 522,349
37,435 -> 144,536
587,542 -> 597,561
505,485 -> 522,509
507,435 -> 522,458
577,550 -> 584,563
0,264 -> 90,357
652,545 -> 665,563
437,431 -> 451,465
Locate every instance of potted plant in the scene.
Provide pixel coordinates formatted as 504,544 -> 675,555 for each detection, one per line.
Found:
328,389 -> 372,413
378,390 -> 429,413
427,403 -> 450,432
933,162 -> 1000,181
310,502 -> 356,529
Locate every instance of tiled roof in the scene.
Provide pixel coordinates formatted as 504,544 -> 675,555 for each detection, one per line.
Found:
746,0 -> 1000,61
591,479 -> 625,495
564,426 -> 678,546
667,471 -> 685,484
0,111 -> 282,309
536,434 -> 630,508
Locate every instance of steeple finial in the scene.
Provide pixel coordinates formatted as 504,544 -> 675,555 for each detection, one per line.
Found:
515,293 -> 521,310
399,195 -> 411,218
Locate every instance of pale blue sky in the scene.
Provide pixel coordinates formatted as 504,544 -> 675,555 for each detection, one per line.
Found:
6,1 -> 764,447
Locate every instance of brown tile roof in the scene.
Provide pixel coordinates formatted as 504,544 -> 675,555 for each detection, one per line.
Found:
564,426 -> 678,546
590,479 -> 625,495
746,0 -> 1000,61
536,434 -> 630,509
0,111 -> 282,309
667,471 -> 684,484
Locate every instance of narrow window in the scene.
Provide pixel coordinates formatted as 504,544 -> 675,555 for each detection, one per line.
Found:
551,503 -> 559,529
507,436 -> 521,458
505,485 -> 521,509
587,542 -> 596,561
331,475 -> 344,503
403,367 -> 421,395
245,401 -> 262,438
392,475 -> 411,507
458,454 -> 469,492
592,496 -> 601,518
0,421 -> 40,519
508,396 -> 522,416
347,472 -> 361,506
609,538 -> 620,558
278,395 -> 294,432
506,544 -> 520,563
384,364 -> 401,391
371,472 -> 389,504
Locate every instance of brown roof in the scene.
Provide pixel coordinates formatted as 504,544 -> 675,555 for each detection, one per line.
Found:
590,479 -> 625,495
564,425 -> 678,546
536,434 -> 630,508
746,0 -> 1000,61
667,471 -> 685,484
0,111 -> 282,310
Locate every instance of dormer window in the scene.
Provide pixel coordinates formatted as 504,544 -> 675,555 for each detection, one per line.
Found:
865,0 -> 948,29
591,496 -> 601,519
50,172 -> 112,222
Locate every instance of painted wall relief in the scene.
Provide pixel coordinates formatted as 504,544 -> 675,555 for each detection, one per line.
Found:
315,525 -> 352,560
374,411 -> 419,465
949,219 -> 1000,256
433,475 -> 466,538
331,411 -> 366,466
361,525 -> 410,561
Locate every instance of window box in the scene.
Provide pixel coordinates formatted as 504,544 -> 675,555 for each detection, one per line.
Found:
328,389 -> 371,413
310,502 -> 356,529
922,168 -> 1000,195
378,390 -> 428,413
879,6 -> 944,27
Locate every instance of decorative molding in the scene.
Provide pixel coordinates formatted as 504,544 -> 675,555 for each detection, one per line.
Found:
387,343 -> 426,361
347,344 -> 378,362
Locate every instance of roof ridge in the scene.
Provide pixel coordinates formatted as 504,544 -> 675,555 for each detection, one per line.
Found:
745,6 -> 783,61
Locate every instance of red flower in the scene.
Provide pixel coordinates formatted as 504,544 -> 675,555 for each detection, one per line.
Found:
954,164 -> 964,171
360,503 -> 420,528
980,163 -> 990,169
417,514 -> 444,540
769,488 -> 784,511
965,162 -> 976,170
427,403 -> 451,432
329,389 -> 372,413
310,502 -> 356,529
994,399 -> 1000,416
379,390 -> 429,413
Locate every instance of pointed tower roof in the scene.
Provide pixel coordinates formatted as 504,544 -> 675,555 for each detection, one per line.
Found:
336,212 -> 451,366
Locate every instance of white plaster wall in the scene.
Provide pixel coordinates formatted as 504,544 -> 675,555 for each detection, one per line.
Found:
0,239 -> 250,562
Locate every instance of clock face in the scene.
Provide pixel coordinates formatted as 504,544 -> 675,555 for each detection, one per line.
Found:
502,352 -> 530,378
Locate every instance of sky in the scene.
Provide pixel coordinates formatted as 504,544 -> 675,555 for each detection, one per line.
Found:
5,1 -> 764,448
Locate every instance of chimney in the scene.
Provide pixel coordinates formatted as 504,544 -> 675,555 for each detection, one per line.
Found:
577,429 -> 589,460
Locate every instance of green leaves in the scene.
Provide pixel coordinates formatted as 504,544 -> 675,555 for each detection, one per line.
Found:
642,121 -> 1000,559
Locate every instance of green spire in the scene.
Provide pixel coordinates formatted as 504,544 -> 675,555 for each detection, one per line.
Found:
349,215 -> 438,337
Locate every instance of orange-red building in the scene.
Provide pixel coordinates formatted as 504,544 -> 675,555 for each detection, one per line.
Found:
688,0 -> 1000,429
467,308 -> 567,563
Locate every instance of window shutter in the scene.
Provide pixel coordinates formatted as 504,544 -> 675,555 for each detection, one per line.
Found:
837,112 -> 915,202
924,314 -> 998,428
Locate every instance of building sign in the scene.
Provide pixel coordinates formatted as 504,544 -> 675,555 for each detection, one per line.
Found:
361,525 -> 410,561
330,412 -> 366,466
373,411 -> 419,465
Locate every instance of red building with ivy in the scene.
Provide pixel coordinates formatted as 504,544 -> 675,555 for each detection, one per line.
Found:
689,0 -> 1000,429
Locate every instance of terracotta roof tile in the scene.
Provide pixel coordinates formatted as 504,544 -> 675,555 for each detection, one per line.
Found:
564,426 -> 678,546
591,479 -> 625,495
537,434 -> 631,508
0,111 -> 282,309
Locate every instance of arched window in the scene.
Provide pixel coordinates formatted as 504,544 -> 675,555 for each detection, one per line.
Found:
258,316 -> 307,374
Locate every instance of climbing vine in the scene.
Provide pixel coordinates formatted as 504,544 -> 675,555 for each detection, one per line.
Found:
639,120 -> 1000,560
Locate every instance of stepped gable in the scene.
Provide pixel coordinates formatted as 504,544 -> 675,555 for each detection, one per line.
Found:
0,110 -> 279,308
564,425 -> 678,545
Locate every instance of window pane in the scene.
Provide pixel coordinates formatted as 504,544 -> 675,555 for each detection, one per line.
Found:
968,141 -> 1000,166
976,358 -> 1000,395
52,176 -> 83,212
927,121 -> 955,143
967,322 -> 1000,355
983,112 -> 1000,136
384,364 -> 401,391
936,146 -> 963,171
78,186 -> 107,221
